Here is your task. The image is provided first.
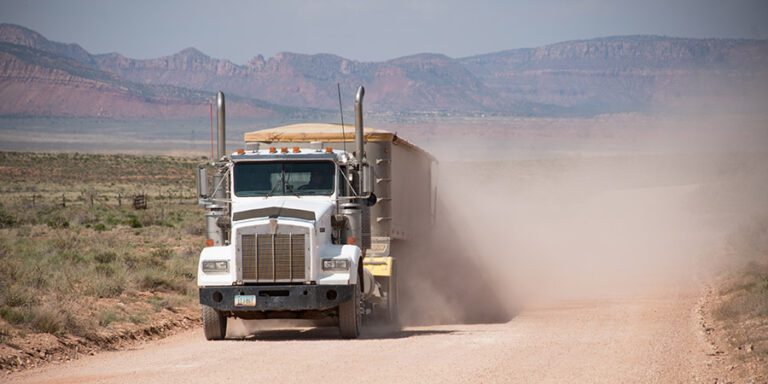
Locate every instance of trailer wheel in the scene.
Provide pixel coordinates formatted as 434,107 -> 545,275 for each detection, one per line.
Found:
202,305 -> 227,340
339,280 -> 362,339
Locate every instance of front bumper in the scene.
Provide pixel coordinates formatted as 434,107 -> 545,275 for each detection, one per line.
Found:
199,284 -> 354,312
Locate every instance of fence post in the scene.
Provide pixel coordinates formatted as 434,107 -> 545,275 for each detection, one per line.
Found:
61,194 -> 66,208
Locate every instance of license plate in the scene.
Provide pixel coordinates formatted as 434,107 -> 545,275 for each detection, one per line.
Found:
234,295 -> 256,307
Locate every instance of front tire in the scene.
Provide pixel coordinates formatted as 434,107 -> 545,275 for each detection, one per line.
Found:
202,305 -> 227,340
339,281 -> 362,339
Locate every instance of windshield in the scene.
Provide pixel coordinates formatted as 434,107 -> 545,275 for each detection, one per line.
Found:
234,161 -> 335,197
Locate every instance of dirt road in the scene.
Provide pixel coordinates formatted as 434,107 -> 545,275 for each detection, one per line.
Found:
7,287 -> 724,384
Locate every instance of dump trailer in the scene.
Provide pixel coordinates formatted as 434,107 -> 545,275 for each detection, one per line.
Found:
196,87 -> 436,339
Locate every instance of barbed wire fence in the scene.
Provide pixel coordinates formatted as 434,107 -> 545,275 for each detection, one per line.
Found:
13,188 -> 198,210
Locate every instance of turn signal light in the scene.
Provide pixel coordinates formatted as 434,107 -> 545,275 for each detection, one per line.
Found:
205,239 -> 214,247
346,236 -> 357,245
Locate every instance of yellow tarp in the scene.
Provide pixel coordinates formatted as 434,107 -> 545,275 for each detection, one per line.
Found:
244,123 -> 395,143
244,123 -> 431,158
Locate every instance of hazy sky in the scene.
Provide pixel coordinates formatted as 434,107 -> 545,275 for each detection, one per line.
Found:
1,0 -> 766,64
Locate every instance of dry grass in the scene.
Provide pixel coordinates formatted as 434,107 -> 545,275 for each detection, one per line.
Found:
713,261 -> 768,357
712,213 -> 768,362
0,151 -> 203,344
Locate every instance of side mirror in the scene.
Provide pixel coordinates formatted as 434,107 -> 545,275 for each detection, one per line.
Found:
366,193 -> 377,207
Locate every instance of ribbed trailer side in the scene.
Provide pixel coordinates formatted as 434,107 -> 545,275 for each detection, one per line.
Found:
388,140 -> 433,241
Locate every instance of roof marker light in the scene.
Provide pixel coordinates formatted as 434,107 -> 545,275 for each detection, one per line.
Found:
236,148 -> 245,155
292,147 -> 301,153
269,147 -> 277,153
325,147 -> 333,153
280,147 -> 288,153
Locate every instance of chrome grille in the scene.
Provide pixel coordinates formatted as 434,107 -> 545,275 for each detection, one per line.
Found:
241,233 -> 306,282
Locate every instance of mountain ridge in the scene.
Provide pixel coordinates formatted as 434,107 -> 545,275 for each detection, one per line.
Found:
1,23 -> 766,117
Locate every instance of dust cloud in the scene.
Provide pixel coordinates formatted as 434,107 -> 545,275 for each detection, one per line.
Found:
398,113 -> 768,325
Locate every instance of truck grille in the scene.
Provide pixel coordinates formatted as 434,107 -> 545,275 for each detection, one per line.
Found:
241,234 -> 306,282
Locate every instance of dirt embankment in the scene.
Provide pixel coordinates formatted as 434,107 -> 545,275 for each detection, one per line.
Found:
1,306 -> 199,373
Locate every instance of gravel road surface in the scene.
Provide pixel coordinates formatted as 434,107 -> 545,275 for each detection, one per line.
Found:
7,288 -> 721,384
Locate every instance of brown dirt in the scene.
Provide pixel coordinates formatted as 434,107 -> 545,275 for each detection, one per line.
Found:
4,285 -> 740,384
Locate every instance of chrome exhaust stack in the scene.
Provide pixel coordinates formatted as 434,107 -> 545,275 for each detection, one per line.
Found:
199,91 -> 229,247
216,91 -> 226,160
213,91 -> 228,202
350,86 -> 373,255
354,86 -> 365,167
354,86 -> 373,196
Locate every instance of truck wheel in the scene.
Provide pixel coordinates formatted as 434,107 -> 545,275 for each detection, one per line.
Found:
339,281 -> 362,339
202,305 -> 227,340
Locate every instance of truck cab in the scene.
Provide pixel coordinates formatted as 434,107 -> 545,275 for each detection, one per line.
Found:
198,146 -> 371,339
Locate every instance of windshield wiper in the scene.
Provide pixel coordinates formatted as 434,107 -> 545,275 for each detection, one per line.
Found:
265,171 -> 284,198
285,172 -> 300,198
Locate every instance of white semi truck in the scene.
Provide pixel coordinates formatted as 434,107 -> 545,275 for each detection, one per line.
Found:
196,87 -> 436,339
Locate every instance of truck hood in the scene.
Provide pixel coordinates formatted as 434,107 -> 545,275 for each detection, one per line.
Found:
231,197 -> 334,223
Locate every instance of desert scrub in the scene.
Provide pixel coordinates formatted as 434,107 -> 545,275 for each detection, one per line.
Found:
715,262 -> 768,319
714,213 -> 768,358
0,225 -> 199,337
0,151 -> 202,340
713,262 -> 768,357
0,204 -> 17,228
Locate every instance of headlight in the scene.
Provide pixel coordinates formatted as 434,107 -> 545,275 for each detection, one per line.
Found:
322,259 -> 350,271
202,260 -> 229,273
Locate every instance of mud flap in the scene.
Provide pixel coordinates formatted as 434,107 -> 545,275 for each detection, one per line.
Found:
362,266 -> 382,300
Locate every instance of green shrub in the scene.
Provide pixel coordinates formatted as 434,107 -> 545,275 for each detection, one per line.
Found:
151,248 -> 174,262
1,286 -> 35,307
46,216 -> 69,228
55,249 -> 85,264
97,309 -> 123,327
86,273 -> 125,298
128,312 -> 148,324
169,257 -> 196,281
30,306 -> 65,335
94,251 -> 117,264
127,215 -> 142,228
94,263 -> 115,277
0,204 -> 16,228
23,263 -> 48,289
0,307 -> 30,325
138,270 -> 184,293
